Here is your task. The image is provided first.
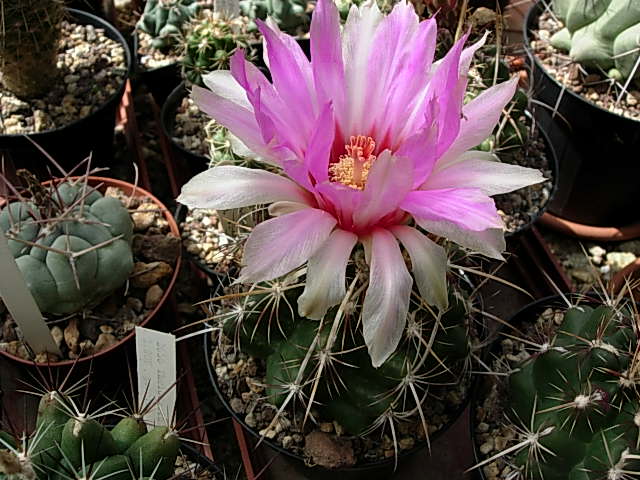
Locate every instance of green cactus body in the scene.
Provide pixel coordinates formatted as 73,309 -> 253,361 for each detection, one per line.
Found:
0,0 -> 65,99
549,0 -> 640,81
502,304 -> 640,479
31,392 -> 73,475
60,417 -> 118,469
0,181 -> 134,315
111,416 -> 148,454
125,427 -> 179,480
0,432 -> 15,450
83,455 -> 131,480
137,0 -> 201,50
239,0 -> 308,34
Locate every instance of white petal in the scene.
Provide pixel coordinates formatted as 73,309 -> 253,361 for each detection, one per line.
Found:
297,229 -> 358,319
268,201 -> 310,216
177,166 -> 312,210
391,226 -> 448,311
202,70 -> 252,110
362,229 -> 413,367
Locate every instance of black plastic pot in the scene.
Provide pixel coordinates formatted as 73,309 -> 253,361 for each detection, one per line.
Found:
204,318 -> 480,480
0,8 -> 131,173
469,293 -> 597,480
524,1 -> 640,228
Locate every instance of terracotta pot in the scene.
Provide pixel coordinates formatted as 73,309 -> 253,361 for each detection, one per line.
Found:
611,259 -> 640,299
0,176 -> 181,368
539,212 -> 640,242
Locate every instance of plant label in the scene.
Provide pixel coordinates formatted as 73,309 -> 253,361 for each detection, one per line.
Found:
135,326 -> 177,426
0,230 -> 60,356
214,0 -> 240,18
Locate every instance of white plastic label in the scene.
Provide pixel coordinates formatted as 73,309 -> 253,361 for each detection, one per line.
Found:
135,326 -> 177,426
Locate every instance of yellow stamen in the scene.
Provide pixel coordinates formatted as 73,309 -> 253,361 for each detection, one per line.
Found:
329,136 -> 377,190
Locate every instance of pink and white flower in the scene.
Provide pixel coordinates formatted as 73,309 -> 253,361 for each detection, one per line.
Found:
178,0 -> 544,366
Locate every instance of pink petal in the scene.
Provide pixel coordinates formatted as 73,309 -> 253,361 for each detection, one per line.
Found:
362,228 -> 413,367
297,228 -> 358,319
437,77 -> 519,169
353,151 -> 413,231
239,208 -> 337,283
177,166 -> 314,210
401,188 -> 503,232
395,106 -> 439,187
391,225 -> 448,311
414,219 -> 505,260
301,102 -> 335,184
425,151 -> 545,195
310,0 -> 345,124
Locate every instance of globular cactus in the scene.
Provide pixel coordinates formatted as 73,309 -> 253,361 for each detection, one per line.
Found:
239,0 -> 308,35
550,0 -> 640,81
0,390 -> 180,480
218,268 -> 474,438
0,172 -> 134,316
0,0 -> 65,99
181,11 -> 252,87
485,302 -> 640,480
136,0 -> 201,50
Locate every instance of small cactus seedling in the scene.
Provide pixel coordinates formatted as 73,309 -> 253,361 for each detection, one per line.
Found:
181,11 -> 253,86
0,170 -> 134,315
136,0 -> 202,50
550,0 -> 640,82
472,295 -> 640,480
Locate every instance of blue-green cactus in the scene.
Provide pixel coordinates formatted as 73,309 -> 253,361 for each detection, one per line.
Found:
137,0 -> 201,50
550,0 -> 640,81
0,176 -> 134,315
239,0 -> 309,35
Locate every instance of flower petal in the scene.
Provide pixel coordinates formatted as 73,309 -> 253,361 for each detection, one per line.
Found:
414,219 -> 505,260
298,229 -> 358,319
302,102 -> 335,184
426,150 -> 546,195
177,166 -> 314,210
362,228 -> 412,367
401,188 -> 503,231
390,225 -> 448,311
437,77 -> 519,169
239,208 -> 337,283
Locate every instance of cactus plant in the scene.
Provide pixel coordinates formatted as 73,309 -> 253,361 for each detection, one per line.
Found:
136,0 -> 202,51
181,11 -> 253,87
549,0 -> 640,81
474,298 -> 640,480
239,0 -> 309,35
0,171 -> 134,315
214,248 -> 476,444
0,0 -> 65,99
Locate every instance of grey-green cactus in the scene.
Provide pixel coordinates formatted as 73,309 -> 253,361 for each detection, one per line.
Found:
0,172 -> 134,315
550,0 -> 640,81
485,302 -> 640,479
218,270 -> 473,437
239,0 -> 308,35
181,11 -> 253,87
137,0 -> 201,50
0,390 -> 180,480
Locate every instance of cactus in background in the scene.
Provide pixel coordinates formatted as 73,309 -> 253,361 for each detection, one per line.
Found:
0,171 -> 134,316
217,260 -> 474,438
0,0 -> 65,99
239,0 -> 308,35
482,302 -> 640,479
136,0 -> 201,50
550,0 -> 640,81
181,11 -> 252,87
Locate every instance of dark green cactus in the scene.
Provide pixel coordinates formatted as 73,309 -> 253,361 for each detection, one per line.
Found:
220,278 -> 473,436
136,0 -> 201,50
181,11 -> 253,87
550,0 -> 640,81
0,173 -> 134,315
493,303 -> 640,480
239,0 -> 309,35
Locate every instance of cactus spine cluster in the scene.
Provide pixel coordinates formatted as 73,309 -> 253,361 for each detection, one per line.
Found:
0,172 -> 134,315
181,11 -> 252,87
218,259 -> 474,437
0,391 -> 180,480
486,301 -> 640,479
239,0 -> 308,35
0,0 -> 65,99
137,0 -> 201,50
550,0 -> 640,81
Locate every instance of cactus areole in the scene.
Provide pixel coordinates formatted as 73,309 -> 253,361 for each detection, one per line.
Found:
0,175 -> 134,316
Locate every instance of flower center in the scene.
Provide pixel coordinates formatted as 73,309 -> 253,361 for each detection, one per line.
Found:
329,135 -> 377,190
